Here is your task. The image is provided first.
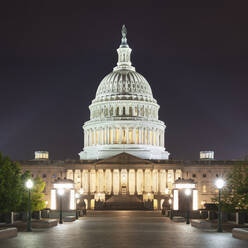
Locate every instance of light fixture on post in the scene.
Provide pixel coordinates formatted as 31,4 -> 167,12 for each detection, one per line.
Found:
53,178 -> 75,223
215,178 -> 225,232
57,188 -> 64,224
184,188 -> 191,224
25,179 -> 33,232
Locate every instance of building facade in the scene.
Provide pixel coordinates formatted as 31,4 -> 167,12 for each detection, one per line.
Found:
18,26 -> 247,211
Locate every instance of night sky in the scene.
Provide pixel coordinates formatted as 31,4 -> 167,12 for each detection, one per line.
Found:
0,1 -> 248,161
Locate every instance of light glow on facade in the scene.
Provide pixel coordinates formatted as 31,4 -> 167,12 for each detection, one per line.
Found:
173,189 -> 179,210
51,189 -> 56,210
175,184 -> 195,189
54,183 -> 73,189
193,190 -> 198,210
70,189 -> 75,210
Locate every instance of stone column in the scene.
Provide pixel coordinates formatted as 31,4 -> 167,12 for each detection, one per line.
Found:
162,130 -> 165,147
101,128 -> 104,145
127,170 -> 129,194
158,169 -> 160,194
153,128 -> 155,146
156,129 -> 159,146
133,127 -> 136,144
126,127 -> 129,144
143,169 -> 145,192
119,169 -> 122,195
147,128 -> 150,145
106,127 -> 109,144
119,127 -> 122,144
111,128 -> 114,144
173,169 -> 176,182
134,170 -> 137,194
89,129 -> 92,146
104,127 -> 106,145
80,170 -> 83,188
94,128 -> 97,145
166,170 -> 168,188
113,127 -> 116,144
73,170 -> 75,184
111,170 -> 113,193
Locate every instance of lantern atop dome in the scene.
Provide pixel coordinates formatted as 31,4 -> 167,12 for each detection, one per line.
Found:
114,25 -> 135,72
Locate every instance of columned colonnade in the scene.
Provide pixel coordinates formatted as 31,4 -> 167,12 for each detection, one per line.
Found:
67,168 -> 182,195
84,126 -> 164,147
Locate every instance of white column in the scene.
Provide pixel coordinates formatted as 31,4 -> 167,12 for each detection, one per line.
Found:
153,128 -> 155,146
162,130 -> 165,147
101,128 -> 104,145
156,129 -> 159,146
139,128 -> 142,144
94,128 -> 97,145
133,127 -> 136,144
107,127 -> 109,144
147,128 -> 150,145
126,127 -> 129,144
104,127 -> 106,145
84,131 -> 86,147
119,127 -> 122,144
166,170 -> 168,188
111,128 -> 114,144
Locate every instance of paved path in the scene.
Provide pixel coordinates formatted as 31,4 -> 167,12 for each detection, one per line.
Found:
1,211 -> 247,248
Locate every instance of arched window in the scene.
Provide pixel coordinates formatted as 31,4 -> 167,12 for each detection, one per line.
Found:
123,107 -> 126,115
116,107 -> 119,116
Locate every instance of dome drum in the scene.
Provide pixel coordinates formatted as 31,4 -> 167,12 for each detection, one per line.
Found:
89,101 -> 159,121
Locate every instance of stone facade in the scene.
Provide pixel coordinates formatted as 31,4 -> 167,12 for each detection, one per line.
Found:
19,153 -> 247,210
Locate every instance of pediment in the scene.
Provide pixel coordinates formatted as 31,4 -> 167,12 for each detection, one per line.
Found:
96,152 -> 152,165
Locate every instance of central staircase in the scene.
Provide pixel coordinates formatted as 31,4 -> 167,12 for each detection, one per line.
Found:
104,195 -> 144,210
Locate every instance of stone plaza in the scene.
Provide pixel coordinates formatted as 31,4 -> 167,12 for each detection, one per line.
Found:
1,211 -> 248,248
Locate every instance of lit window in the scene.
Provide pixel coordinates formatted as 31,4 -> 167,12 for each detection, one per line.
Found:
202,185 -> 207,193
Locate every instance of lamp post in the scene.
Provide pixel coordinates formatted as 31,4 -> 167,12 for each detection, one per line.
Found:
25,179 -> 33,232
215,178 -> 225,232
58,188 -> 64,224
185,188 -> 191,224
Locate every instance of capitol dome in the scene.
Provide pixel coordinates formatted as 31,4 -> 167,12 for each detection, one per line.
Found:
79,25 -> 170,160
94,70 -> 155,103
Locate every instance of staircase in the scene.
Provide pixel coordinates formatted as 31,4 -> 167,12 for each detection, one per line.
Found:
104,195 -> 144,210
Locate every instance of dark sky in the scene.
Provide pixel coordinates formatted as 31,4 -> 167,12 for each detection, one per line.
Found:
0,1 -> 248,160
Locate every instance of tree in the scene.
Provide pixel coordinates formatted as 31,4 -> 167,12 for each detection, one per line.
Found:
219,165 -> 248,212
0,153 -> 23,213
19,171 -> 46,212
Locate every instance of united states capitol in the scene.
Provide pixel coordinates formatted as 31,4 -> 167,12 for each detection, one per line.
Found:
18,26 -> 241,212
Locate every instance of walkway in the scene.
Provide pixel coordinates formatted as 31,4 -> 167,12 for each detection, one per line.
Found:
1,211 -> 247,248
